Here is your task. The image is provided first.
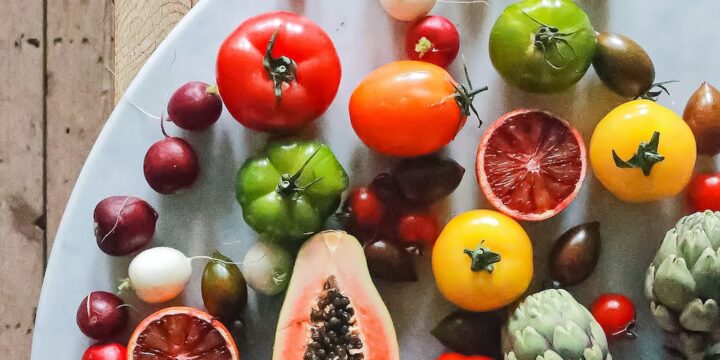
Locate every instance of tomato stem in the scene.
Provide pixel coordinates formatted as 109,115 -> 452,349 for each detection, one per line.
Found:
638,80 -> 678,101
522,11 -> 580,70
277,147 -> 323,197
612,131 -> 664,176
464,241 -> 501,273
264,29 -> 297,102
453,63 -> 488,127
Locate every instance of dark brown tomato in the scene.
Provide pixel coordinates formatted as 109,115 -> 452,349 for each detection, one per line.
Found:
364,240 -> 417,282
201,251 -> 248,322
684,82 -> 720,155
593,32 -> 655,98
548,221 -> 601,287
391,155 -> 465,204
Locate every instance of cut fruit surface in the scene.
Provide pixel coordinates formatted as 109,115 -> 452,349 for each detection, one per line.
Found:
127,307 -> 239,360
273,231 -> 399,360
476,109 -> 586,221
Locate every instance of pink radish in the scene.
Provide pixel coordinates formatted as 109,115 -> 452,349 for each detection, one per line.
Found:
167,81 -> 223,131
93,196 -> 157,256
76,291 -> 128,340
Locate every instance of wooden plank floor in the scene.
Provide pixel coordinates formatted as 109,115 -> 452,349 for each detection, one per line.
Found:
0,1 -> 191,357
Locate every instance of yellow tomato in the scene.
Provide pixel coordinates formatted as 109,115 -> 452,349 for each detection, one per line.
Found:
590,100 -> 696,202
431,210 -> 533,312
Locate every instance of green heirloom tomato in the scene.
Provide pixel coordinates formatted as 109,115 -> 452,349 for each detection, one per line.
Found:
236,141 -> 348,242
489,0 -> 596,93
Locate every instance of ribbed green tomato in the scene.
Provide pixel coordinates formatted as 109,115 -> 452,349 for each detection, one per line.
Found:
236,141 -> 348,242
489,0 -> 596,93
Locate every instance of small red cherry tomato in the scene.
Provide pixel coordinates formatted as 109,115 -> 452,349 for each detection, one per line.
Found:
437,353 -> 493,360
591,293 -> 636,339
405,16 -> 460,68
82,343 -> 127,360
217,11 -> 342,132
398,213 -> 440,246
687,173 -> 720,212
347,187 -> 384,229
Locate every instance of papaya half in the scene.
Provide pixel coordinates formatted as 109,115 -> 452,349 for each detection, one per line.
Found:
273,231 -> 400,360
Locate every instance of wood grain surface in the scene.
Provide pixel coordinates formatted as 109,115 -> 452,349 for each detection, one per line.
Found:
0,0 -> 189,357
114,0 -> 197,103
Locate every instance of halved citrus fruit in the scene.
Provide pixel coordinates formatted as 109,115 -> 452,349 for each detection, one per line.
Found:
127,306 -> 239,360
476,109 -> 586,221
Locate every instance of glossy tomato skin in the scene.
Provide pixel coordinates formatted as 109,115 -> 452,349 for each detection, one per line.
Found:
217,11 -> 341,132
590,100 -> 696,202
432,210 -> 533,312
489,0 -> 596,93
591,293 -> 636,338
687,173 -> 720,212
350,61 -> 465,157
437,353 -> 493,360
405,16 -> 460,68
81,343 -> 126,360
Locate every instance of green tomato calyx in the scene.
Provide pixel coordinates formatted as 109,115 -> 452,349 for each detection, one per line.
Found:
638,80 -> 678,101
276,148 -> 324,197
453,63 -> 488,127
523,11 -> 580,70
464,241 -> 501,273
415,37 -> 434,58
612,131 -> 665,176
264,28 -> 297,102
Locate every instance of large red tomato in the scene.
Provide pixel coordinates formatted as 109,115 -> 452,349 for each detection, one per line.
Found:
349,61 -> 485,157
216,12 -> 342,132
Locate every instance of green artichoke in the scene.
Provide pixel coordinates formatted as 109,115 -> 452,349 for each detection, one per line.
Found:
504,289 -> 611,360
645,211 -> 720,360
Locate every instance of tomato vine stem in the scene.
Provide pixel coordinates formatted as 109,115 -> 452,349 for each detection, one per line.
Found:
264,29 -> 297,102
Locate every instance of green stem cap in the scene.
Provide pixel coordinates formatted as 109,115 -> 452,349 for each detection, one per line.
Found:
612,131 -> 665,176
464,241 -> 501,273
263,29 -> 297,102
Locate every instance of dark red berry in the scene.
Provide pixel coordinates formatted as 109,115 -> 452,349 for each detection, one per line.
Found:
143,137 -> 200,194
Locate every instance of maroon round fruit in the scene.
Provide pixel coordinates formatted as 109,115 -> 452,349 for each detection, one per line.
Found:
347,187 -> 384,229
397,213 -> 440,247
167,81 -> 223,131
82,343 -> 127,360
76,291 -> 129,340
94,196 -> 157,256
143,137 -> 200,194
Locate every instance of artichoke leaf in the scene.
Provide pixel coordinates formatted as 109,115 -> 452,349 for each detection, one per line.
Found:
552,321 -> 591,358
589,320 -> 609,351
645,265 -> 656,300
512,327 -> 551,360
654,255 -> 697,311
584,342 -> 608,360
540,351 -> 563,360
690,248 -> 720,300
679,299 -> 719,332
651,301 -> 680,332
654,230 -> 678,266
699,211 -> 720,249
679,229 -> 712,269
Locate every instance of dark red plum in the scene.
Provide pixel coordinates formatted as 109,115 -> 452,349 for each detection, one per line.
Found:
94,196 -> 157,256
143,137 -> 200,194
76,291 -> 129,340
167,81 -> 223,131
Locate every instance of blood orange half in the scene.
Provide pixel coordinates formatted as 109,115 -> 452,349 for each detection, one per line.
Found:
127,307 -> 239,360
476,109 -> 586,221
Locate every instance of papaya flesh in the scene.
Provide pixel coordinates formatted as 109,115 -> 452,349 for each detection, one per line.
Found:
273,231 -> 400,360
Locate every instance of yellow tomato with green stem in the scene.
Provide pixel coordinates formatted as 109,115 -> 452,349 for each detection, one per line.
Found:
432,210 -> 533,312
590,100 -> 696,202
